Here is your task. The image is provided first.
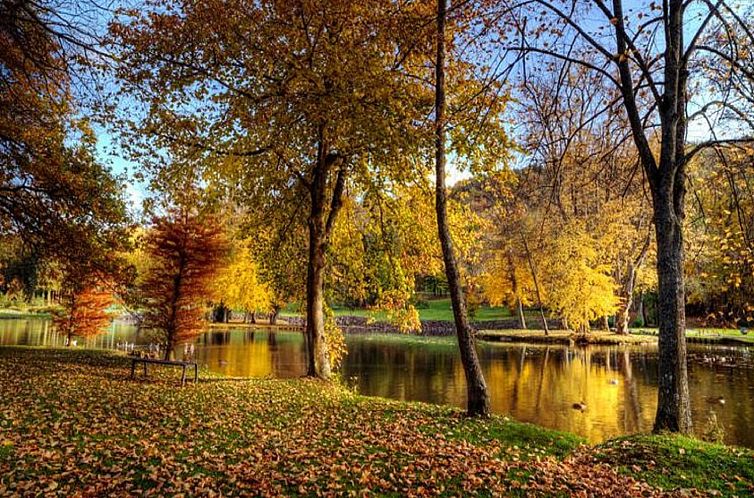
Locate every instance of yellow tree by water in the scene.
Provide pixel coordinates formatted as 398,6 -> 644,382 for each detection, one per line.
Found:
539,220 -> 619,333
215,242 -> 271,323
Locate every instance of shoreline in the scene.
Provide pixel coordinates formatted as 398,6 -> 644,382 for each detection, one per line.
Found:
3,312 -> 752,348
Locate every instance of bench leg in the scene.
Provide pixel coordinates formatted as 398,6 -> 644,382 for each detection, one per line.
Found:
181,366 -> 186,387
143,362 -> 147,377
130,360 -> 135,379
194,364 -> 198,383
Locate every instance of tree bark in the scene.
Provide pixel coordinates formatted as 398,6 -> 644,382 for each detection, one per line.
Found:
652,193 -> 692,433
305,222 -> 331,379
651,0 -> 691,434
638,291 -> 648,326
302,132 -> 344,380
269,306 -> 279,325
164,266 -> 183,360
616,261 -> 637,335
608,0 -> 691,433
435,0 -> 489,417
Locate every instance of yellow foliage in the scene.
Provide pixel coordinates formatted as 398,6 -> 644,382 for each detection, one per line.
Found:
540,221 -> 620,332
324,307 -> 347,371
215,242 -> 271,315
375,288 -> 421,333
482,251 -> 536,310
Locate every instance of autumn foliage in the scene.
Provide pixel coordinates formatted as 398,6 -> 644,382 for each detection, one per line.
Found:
53,283 -> 114,342
140,210 -> 228,359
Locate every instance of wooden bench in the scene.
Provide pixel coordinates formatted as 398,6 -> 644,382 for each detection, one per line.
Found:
130,358 -> 198,386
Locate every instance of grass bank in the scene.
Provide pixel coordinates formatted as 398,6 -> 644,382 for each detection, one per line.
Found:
476,329 -> 657,345
632,327 -> 754,346
0,309 -> 52,319
283,298 -> 515,323
0,347 -> 751,496
593,434 -> 754,496
477,328 -> 753,347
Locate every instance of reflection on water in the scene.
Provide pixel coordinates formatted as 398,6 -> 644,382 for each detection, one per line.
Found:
2,318 -> 753,448
194,329 -> 307,378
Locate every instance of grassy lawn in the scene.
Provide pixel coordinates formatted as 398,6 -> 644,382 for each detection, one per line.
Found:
477,329 -> 657,345
0,309 -> 52,319
593,434 -> 754,496
475,327 -> 754,347
1,348 -> 752,496
631,327 -> 754,345
328,298 -> 514,322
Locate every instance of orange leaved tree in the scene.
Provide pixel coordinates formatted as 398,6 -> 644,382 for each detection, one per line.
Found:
54,279 -> 114,345
141,210 -> 228,360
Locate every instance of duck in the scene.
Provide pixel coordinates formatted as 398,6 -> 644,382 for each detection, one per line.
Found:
572,401 -> 587,411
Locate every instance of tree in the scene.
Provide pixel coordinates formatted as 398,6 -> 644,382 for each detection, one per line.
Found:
686,147 -> 754,326
499,0 -> 754,433
215,242 -> 271,323
538,220 -> 619,333
471,172 -> 544,330
1,0 -> 129,275
482,243 -> 535,329
110,0 -> 431,379
141,209 -> 228,360
435,0 -> 489,417
510,61 -> 655,335
327,183 -> 443,332
53,279 -> 114,344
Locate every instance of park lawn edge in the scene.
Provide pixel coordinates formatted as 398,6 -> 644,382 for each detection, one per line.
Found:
1,347 -> 753,496
476,328 -> 754,346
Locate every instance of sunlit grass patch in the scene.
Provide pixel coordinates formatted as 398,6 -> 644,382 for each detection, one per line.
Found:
594,434 -> 754,496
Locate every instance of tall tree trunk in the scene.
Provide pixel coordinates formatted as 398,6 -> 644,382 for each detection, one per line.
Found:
652,193 -> 692,433
164,264 -> 184,361
269,307 -> 278,325
615,261 -> 637,335
609,0 -> 690,433
305,221 -> 331,379
638,290 -> 647,326
435,0 -> 489,417
302,134 -> 344,380
651,0 -> 691,433
250,310 -> 256,324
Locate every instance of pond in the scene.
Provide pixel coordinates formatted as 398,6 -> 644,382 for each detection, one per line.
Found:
2,318 -> 754,448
